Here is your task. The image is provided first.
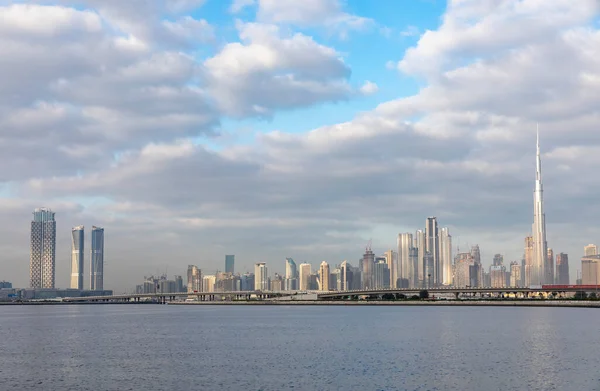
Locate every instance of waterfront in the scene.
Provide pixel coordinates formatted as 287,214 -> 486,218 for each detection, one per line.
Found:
1,305 -> 599,391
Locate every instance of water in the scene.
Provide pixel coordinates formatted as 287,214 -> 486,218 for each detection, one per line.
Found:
1,305 -> 599,391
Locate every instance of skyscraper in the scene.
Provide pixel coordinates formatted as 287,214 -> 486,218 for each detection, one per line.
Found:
30,208 -> 56,289
425,217 -> 439,286
254,262 -> 268,291
284,258 -> 297,290
584,244 -> 598,257
414,230 -> 425,287
397,233 -> 413,288
510,261 -> 522,287
318,261 -> 330,291
90,226 -> 104,290
524,236 -> 534,286
546,248 -> 554,285
531,128 -> 548,285
362,243 -> 375,290
70,226 -> 84,290
384,249 -> 397,289
225,255 -> 235,274
340,261 -> 350,291
454,252 -> 473,288
299,263 -> 311,291
187,265 -> 202,292
556,253 -> 570,285
440,227 -> 452,286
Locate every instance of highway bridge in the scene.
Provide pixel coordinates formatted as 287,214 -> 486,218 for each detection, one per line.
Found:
317,286 -> 599,300
61,290 -> 306,303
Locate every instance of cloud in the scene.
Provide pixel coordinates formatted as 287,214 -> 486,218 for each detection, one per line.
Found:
229,0 -> 256,13
254,0 -> 374,37
360,81 -> 378,95
204,21 -> 352,116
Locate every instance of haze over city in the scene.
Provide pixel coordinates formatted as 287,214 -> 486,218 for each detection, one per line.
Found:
1,0 -> 600,292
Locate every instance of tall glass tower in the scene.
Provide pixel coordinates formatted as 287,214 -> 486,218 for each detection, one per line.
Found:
30,208 -> 56,289
225,255 -> 235,274
71,226 -> 84,290
90,226 -> 104,290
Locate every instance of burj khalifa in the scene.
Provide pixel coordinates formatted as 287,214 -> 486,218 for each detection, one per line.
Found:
531,126 -> 548,285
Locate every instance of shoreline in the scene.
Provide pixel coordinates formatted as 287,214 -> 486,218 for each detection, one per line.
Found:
2,300 -> 600,308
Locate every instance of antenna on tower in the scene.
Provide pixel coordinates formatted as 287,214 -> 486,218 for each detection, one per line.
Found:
366,239 -> 372,252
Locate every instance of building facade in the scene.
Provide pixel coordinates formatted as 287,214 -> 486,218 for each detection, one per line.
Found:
225,255 -> 235,274
584,244 -> 598,257
299,263 -> 311,291
440,227 -> 452,286
555,253 -> 570,285
318,261 -> 330,291
531,130 -> 548,285
90,226 -> 105,290
254,262 -> 268,291
70,226 -> 84,290
510,261 -> 521,287
397,233 -> 413,288
581,255 -> 600,285
425,217 -> 439,286
30,208 -> 56,289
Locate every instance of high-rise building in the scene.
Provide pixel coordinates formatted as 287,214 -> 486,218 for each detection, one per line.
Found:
414,230 -> 425,287
187,265 -> 202,292
203,275 -> 216,292
423,252 -> 434,288
510,261 -> 521,287
531,128 -> 548,285
362,244 -> 375,290
440,228 -> 452,286
546,248 -> 554,285
493,254 -> 503,266
284,257 -> 298,290
254,262 -> 268,291
90,226 -> 104,290
524,236 -> 534,286
373,259 -> 390,289
299,263 -> 311,291
70,226 -> 84,290
30,208 -> 56,289
397,233 -> 413,288
556,253 -> 570,285
340,261 -> 350,291
425,217 -> 439,286
454,252 -> 473,288
490,266 -> 506,288
384,249 -> 397,289
584,244 -> 598,257
581,255 -> 600,285
318,261 -> 330,291
225,255 -> 235,274
469,245 -> 483,287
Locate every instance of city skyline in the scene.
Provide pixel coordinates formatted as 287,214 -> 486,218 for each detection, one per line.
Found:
1,1 -> 600,292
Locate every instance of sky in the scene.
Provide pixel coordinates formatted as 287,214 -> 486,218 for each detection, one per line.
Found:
1,0 -> 600,292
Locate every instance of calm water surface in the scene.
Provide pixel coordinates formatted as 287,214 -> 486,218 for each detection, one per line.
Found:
1,305 -> 599,391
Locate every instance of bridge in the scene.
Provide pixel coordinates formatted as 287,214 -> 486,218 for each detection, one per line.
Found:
317,286 -> 599,300
61,290 -> 307,303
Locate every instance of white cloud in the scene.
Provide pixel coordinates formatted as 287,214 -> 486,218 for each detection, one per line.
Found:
360,81 -> 378,95
229,0 -> 256,13
204,21 -> 352,116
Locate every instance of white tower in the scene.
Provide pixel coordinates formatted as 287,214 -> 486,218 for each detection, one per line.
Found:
531,125 -> 548,285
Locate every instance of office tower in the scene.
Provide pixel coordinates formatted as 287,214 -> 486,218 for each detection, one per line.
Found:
340,261 -> 350,291
70,226 -> 84,290
187,265 -> 202,292
581,255 -> 600,285
397,233 -> 413,288
284,257 -> 298,290
524,236 -> 534,286
584,244 -> 598,257
203,275 -> 216,292
531,128 -> 548,285
309,273 -> 319,290
254,262 -> 268,291
440,228 -> 452,286
546,248 -> 554,285
90,226 -> 105,290
469,245 -> 482,287
362,243 -> 375,290
556,253 -> 570,285
225,255 -> 235,274
330,267 -> 340,291
30,208 -> 56,289
318,261 -> 330,291
414,230 -> 425,287
240,272 -> 255,291
384,249 -> 397,289
454,252 -> 473,287
174,275 -> 184,292
510,261 -> 521,287
493,254 -> 503,266
423,252 -> 434,288
409,248 -> 418,287
299,263 -> 311,291
373,259 -> 390,289
490,266 -> 506,288
425,217 -> 439,286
